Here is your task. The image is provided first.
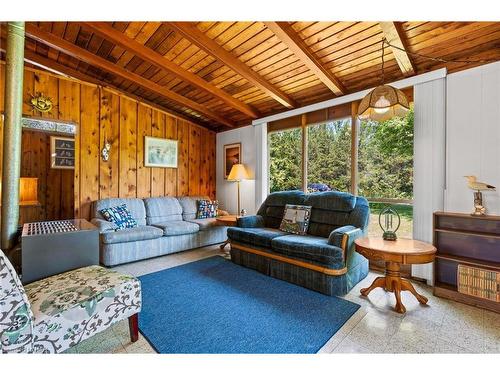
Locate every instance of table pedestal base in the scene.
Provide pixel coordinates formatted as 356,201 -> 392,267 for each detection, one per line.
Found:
360,261 -> 428,313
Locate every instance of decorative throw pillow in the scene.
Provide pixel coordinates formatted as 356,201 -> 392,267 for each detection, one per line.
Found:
279,204 -> 312,235
99,204 -> 137,229
196,200 -> 219,219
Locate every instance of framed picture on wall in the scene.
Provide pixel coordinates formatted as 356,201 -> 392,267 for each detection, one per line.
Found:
50,136 -> 75,169
223,142 -> 241,179
144,136 -> 178,168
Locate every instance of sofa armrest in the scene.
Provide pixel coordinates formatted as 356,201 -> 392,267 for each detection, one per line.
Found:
91,218 -> 118,233
328,225 -> 357,247
328,225 -> 364,264
217,209 -> 230,217
237,215 -> 265,228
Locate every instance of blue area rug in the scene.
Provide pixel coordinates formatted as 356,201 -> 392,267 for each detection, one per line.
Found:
138,256 -> 360,353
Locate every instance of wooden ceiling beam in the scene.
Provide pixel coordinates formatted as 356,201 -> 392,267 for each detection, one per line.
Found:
264,22 -> 348,96
166,22 -> 297,109
7,48 -> 216,129
24,24 -> 235,127
379,22 -> 416,76
81,22 -> 259,119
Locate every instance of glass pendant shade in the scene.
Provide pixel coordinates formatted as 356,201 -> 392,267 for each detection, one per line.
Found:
358,84 -> 410,122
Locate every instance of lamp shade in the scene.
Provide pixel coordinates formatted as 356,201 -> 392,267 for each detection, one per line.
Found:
358,84 -> 410,122
227,164 -> 249,181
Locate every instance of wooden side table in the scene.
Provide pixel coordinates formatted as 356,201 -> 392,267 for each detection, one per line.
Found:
215,215 -> 239,251
354,237 -> 436,313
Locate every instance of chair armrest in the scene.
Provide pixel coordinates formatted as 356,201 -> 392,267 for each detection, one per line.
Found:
91,218 -> 118,233
237,215 -> 265,228
217,209 -> 230,217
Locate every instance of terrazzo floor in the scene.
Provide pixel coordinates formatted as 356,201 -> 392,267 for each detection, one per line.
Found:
65,245 -> 500,354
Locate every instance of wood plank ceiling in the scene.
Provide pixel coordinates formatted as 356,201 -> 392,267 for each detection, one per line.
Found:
2,21 -> 500,131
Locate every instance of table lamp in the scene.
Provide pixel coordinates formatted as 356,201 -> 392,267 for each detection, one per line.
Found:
227,163 -> 249,215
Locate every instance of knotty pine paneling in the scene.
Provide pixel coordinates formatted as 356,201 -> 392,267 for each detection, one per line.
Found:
0,64 -> 217,222
177,120 -> 190,196
0,65 -> 76,225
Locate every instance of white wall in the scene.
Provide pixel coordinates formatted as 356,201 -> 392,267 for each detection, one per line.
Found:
445,61 -> 500,215
412,78 -> 446,283
216,125 -> 257,215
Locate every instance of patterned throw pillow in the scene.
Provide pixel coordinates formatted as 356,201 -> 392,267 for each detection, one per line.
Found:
196,200 -> 219,219
99,204 -> 137,229
279,204 -> 312,235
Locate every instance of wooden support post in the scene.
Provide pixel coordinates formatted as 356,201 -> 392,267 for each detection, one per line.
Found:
301,114 -> 308,192
350,101 -> 360,196
1,22 -> 25,250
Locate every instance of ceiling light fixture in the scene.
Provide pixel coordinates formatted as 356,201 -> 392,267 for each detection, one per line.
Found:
358,39 -> 410,122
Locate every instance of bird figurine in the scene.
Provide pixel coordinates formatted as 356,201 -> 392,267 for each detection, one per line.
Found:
464,176 -> 496,216
464,175 -> 496,191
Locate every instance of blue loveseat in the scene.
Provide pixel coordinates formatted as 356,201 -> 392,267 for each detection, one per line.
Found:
227,190 -> 370,296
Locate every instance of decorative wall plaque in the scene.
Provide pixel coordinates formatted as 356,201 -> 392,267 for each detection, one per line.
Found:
50,136 -> 75,169
29,93 -> 54,114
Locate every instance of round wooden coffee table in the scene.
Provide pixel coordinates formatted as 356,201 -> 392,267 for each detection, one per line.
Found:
354,237 -> 436,313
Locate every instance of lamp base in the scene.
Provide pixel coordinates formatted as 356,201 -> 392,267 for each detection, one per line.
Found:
383,231 -> 398,241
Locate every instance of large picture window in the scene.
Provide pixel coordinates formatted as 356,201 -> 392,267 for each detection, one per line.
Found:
307,119 -> 351,192
359,109 -> 414,239
267,97 -> 414,239
268,127 -> 302,193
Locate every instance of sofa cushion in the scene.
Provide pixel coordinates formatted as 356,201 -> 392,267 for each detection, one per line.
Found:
92,198 -> 147,226
153,220 -> 200,236
196,199 -> 218,219
101,225 -> 163,244
271,235 -> 345,268
279,204 -> 312,235
99,204 -> 138,229
185,218 -> 218,231
227,227 -> 290,248
144,197 -> 183,225
177,196 -> 210,220
304,191 -> 356,212
256,190 -> 306,229
303,191 -> 358,238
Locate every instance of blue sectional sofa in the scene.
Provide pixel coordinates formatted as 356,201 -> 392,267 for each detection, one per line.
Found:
90,196 -> 228,266
227,190 -> 370,296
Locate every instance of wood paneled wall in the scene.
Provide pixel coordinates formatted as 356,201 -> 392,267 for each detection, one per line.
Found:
75,85 -> 216,220
0,64 -> 217,223
0,64 -> 75,224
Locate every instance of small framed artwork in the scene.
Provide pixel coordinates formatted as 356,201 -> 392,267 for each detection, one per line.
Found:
144,136 -> 178,168
224,142 -> 241,179
50,136 -> 75,169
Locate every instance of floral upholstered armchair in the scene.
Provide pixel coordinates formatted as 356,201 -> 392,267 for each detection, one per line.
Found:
0,250 -> 141,353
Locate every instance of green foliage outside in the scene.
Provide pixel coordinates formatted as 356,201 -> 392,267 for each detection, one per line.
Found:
268,128 -> 302,192
307,119 -> 351,192
359,109 -> 414,200
268,108 -> 414,200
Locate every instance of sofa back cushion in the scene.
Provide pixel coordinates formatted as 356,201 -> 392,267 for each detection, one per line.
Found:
304,191 -> 368,237
177,196 -> 210,220
144,197 -> 183,225
256,190 -> 306,228
92,198 -> 147,226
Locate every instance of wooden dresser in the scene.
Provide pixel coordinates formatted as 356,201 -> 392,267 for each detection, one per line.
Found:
433,212 -> 500,313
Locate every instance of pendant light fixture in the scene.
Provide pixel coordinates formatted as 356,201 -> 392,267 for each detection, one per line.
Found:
358,39 -> 410,122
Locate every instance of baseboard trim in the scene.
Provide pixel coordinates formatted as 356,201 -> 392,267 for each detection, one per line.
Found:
230,242 -> 348,276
